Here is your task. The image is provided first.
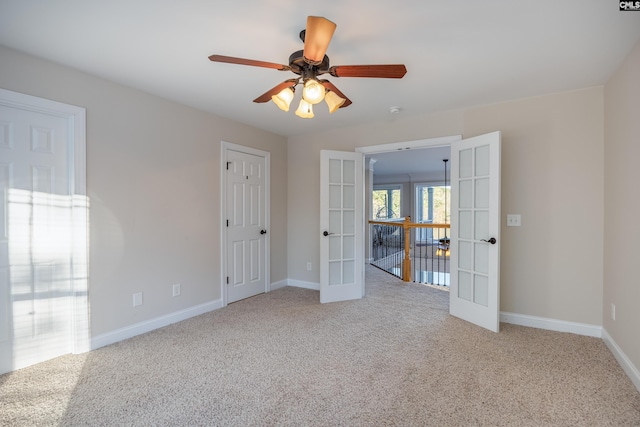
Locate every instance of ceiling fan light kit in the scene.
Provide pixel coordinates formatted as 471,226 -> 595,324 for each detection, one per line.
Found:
295,99 -> 314,118
272,87 -> 295,111
302,78 -> 326,104
325,90 -> 346,113
209,16 -> 407,119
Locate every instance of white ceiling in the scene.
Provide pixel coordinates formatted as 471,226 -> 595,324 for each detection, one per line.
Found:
1,1 -> 639,138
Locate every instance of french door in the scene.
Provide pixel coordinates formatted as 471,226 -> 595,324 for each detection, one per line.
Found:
450,132 -> 501,332
319,150 -> 364,303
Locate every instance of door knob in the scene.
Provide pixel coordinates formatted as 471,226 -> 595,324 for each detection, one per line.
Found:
323,231 -> 334,237
260,229 -> 267,235
481,237 -> 497,244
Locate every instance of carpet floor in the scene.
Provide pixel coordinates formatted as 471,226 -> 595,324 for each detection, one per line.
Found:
1,266 -> 639,426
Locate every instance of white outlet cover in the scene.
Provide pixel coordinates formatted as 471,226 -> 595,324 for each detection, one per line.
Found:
507,214 -> 521,226
133,292 -> 143,307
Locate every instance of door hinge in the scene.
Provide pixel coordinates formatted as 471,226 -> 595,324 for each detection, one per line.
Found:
226,276 -> 229,284
226,219 -> 229,227
226,161 -> 231,170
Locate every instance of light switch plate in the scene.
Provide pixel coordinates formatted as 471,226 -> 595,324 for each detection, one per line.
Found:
507,214 -> 521,227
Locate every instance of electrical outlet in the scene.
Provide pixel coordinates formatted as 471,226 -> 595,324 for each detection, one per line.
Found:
133,292 -> 143,307
307,262 -> 312,271
172,283 -> 181,297
507,214 -> 522,227
611,303 -> 616,321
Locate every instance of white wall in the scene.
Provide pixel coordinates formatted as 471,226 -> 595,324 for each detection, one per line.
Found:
288,87 -> 604,327
604,40 -> 640,377
0,46 -> 288,337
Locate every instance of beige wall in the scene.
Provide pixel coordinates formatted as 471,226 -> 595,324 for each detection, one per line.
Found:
604,40 -> 640,373
463,89 -> 604,323
288,87 -> 604,326
0,46 -> 288,337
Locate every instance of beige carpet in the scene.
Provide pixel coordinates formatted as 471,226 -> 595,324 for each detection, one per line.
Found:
2,266 -> 639,426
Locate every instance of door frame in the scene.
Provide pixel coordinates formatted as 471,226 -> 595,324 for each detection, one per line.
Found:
220,141 -> 270,306
0,87 -> 89,355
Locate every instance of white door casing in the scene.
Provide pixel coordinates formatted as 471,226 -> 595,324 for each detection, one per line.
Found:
320,150 -> 364,303
0,88 -> 88,375
450,131 -> 501,332
222,143 -> 269,304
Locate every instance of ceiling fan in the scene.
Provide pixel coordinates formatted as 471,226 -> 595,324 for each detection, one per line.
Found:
208,16 -> 407,118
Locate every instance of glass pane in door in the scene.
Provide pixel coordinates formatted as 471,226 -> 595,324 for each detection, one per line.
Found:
474,274 -> 488,306
343,160 -> 355,184
329,159 -> 341,183
475,145 -> 490,176
459,148 -> 473,178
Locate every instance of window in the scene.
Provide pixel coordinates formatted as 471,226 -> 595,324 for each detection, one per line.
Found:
415,184 -> 450,241
372,186 -> 401,219
416,185 -> 450,224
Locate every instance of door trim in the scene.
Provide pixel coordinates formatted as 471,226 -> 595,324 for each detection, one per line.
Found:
0,87 -> 89,355
220,141 -> 270,306
356,135 -> 462,155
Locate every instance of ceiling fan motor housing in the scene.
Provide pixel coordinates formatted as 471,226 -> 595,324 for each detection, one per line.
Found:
289,50 -> 330,81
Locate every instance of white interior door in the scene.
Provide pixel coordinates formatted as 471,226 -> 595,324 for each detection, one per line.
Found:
450,131 -> 501,332
0,89 -> 88,375
225,147 -> 268,304
320,150 -> 364,303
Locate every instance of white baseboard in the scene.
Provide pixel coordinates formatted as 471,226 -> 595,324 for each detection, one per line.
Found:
91,299 -> 223,350
602,328 -> 640,393
287,279 -> 320,291
500,311 -> 602,338
270,279 -> 288,291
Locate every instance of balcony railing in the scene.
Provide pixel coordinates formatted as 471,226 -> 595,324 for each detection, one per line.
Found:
370,217 -> 450,287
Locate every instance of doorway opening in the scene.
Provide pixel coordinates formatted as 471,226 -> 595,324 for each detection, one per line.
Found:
357,135 -> 460,290
357,132 -> 502,332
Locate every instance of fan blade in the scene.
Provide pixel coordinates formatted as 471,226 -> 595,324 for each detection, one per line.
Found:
329,64 -> 407,79
303,16 -> 336,64
253,80 -> 298,103
320,80 -> 352,108
209,54 -> 289,71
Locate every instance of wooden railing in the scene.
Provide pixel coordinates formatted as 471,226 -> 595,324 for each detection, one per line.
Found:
369,217 -> 450,285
